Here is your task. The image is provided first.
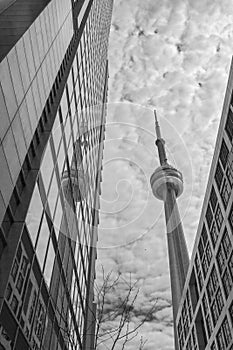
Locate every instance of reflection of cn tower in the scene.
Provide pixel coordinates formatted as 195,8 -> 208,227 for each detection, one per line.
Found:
150,111 -> 189,350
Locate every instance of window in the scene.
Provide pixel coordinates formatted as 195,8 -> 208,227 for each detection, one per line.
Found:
187,336 -> 192,350
28,291 -> 37,324
16,244 -> 22,262
202,225 -> 208,246
11,295 -> 19,314
217,328 -> 225,350
198,240 -> 204,257
216,288 -> 224,313
219,139 -> 229,169
25,327 -> 29,338
211,342 -> 217,350
215,162 -> 224,190
222,230 -> 232,256
34,301 -> 45,341
217,246 -> 226,274
202,255 -> 208,277
226,165 -> 233,187
222,317 -> 232,345
192,327 -> 197,349
225,108 -> 233,142
206,243 -> 212,264
230,203 -> 233,230
202,294 -> 208,314
229,301 -> 233,324
21,256 -> 28,275
11,260 -> 19,281
206,205 -> 213,229
210,186 -> 217,211
5,284 -> 12,301
206,314 -> 212,338
207,278 -> 214,303
198,271 -> 203,291
211,267 -> 218,289
210,223 -> 218,247
216,317 -> 233,350
221,179 -> 231,208
211,300 -> 219,326
16,273 -> 24,294
177,319 -> 182,338
216,205 -> 223,230
222,269 -> 233,298
229,252 -> 233,278
195,255 -> 200,273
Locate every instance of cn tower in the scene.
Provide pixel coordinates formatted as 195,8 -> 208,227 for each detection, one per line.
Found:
150,111 -> 189,349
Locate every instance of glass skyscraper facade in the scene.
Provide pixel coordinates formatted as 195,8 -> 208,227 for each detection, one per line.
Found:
176,61 -> 233,350
0,0 -> 113,349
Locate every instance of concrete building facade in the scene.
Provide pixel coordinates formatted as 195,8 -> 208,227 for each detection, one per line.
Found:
176,61 -> 233,350
0,0 -> 113,349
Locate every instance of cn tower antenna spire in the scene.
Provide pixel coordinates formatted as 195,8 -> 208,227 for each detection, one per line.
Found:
154,109 -> 162,139
150,110 -> 189,350
154,110 -> 167,166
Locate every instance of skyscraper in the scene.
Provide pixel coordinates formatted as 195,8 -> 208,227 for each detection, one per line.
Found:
150,110 -> 190,350
0,0 -> 113,349
175,61 -> 233,350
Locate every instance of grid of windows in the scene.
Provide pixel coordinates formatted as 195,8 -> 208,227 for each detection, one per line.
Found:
214,140 -> 233,211
194,224 -> 213,295
225,107 -> 233,142
219,139 -> 229,169
177,290 -> 193,349
0,0 -> 113,349
226,146 -> 233,188
176,66 -> 233,350
195,253 -> 204,292
216,317 -> 232,350
206,266 -> 224,326
216,229 -> 233,299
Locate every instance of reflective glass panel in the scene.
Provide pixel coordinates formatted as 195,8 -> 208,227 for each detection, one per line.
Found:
26,184 -> 43,245
47,172 -> 59,217
36,215 -> 50,270
41,144 -> 54,194
44,240 -> 55,287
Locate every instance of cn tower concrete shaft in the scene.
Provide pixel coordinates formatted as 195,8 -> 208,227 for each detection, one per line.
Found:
150,111 -> 189,350
164,185 -> 189,317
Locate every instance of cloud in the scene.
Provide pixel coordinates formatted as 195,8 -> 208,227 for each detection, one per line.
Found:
96,0 -> 233,349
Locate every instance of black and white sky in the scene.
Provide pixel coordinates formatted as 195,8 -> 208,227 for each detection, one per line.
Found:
96,1 -> 233,349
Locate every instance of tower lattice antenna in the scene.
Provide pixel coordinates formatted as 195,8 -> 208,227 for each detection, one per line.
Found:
153,110 -> 167,165
154,110 -> 162,139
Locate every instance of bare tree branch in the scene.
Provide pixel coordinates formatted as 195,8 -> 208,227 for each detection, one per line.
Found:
95,270 -> 158,350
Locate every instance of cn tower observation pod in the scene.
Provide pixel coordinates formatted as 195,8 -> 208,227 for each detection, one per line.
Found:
150,163 -> 183,201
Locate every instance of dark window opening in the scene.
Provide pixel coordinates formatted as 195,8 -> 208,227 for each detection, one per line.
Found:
9,188 -> 20,216
220,178 -> 231,208
229,203 -> 233,230
5,284 -> 12,301
225,108 -> 233,142
210,186 -> 218,212
215,162 -> 224,190
195,307 -> 207,349
219,139 -> 229,169
2,208 -> 13,238
210,223 -> 218,247
216,205 -> 223,230
189,270 -> 199,312
10,295 -> 19,314
222,269 -> 233,298
206,205 -> 213,230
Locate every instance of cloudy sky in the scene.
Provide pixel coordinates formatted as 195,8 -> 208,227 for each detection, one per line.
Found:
96,1 -> 233,349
